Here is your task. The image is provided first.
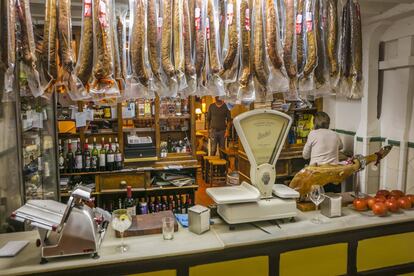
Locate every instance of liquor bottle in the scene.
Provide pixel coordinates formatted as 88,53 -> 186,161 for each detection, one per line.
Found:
74,139 -> 83,172
181,195 -> 186,214
151,100 -> 155,116
99,138 -> 106,171
58,139 -> 65,173
161,196 -> 167,211
124,186 -> 136,216
139,198 -> 148,214
91,137 -> 99,171
66,140 -> 74,173
114,138 -> 123,170
106,138 -> 115,171
167,135 -> 172,153
175,99 -> 182,116
84,139 -> 91,172
186,196 -> 192,213
144,99 -> 151,117
149,197 -> 155,213
138,99 -> 145,117
169,196 -> 174,211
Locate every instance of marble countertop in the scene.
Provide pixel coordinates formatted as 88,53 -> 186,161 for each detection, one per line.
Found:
1,207 -> 414,275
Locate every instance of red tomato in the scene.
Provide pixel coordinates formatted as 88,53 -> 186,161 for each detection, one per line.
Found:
376,190 -> 390,198
372,202 -> 388,216
353,198 -> 368,211
366,197 -> 376,209
406,194 -> 414,205
397,197 -> 412,209
375,195 -> 386,203
385,198 -> 399,213
390,190 -> 405,198
388,195 -> 400,201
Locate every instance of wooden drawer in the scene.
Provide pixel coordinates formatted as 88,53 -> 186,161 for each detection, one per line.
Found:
98,172 -> 147,190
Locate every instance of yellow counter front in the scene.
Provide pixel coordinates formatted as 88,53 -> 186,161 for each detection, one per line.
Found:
1,207 -> 414,276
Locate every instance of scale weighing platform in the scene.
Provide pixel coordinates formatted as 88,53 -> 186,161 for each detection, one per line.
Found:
207,109 -> 299,225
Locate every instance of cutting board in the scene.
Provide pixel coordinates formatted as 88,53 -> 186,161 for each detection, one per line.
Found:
116,211 -> 179,238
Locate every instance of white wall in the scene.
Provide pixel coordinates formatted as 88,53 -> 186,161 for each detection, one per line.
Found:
325,7 -> 414,193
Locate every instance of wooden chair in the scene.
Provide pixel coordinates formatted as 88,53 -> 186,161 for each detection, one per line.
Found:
207,159 -> 227,186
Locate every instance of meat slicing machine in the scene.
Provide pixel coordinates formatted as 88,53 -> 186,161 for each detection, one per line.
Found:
207,109 -> 300,225
11,186 -> 111,264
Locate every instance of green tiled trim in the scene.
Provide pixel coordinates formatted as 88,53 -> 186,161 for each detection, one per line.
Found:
370,137 -> 386,142
408,142 -> 414,149
388,140 -> 400,147
356,137 -> 363,142
333,129 -> 356,136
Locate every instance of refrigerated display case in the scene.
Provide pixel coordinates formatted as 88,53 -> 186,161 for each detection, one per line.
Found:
17,71 -> 59,202
0,69 -> 59,233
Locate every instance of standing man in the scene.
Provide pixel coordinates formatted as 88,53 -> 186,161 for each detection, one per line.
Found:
206,97 -> 232,157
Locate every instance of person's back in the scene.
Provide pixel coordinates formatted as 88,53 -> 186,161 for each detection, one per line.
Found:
303,128 -> 343,165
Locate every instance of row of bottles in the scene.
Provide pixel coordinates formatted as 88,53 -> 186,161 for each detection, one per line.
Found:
59,137 -> 123,173
124,99 -> 156,119
102,186 -> 193,215
160,136 -> 191,156
159,98 -> 189,117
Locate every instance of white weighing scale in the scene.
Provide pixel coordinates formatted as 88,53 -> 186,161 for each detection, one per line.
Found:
207,109 -> 299,224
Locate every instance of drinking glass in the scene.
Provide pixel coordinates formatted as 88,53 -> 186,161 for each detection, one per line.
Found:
309,185 -> 325,224
112,209 -> 132,253
162,217 -> 174,240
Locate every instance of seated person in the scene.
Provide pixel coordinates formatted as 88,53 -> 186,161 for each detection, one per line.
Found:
303,111 -> 343,192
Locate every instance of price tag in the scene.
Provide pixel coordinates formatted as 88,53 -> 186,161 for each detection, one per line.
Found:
245,9 -> 250,31
84,0 -> 92,17
306,12 -> 313,32
85,109 -> 94,121
296,14 -> 303,34
227,3 -> 234,25
75,111 -> 87,128
32,112 -> 44,129
206,18 -> 210,40
195,8 -> 201,30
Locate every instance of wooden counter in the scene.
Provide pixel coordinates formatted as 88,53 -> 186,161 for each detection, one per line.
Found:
1,206 -> 414,275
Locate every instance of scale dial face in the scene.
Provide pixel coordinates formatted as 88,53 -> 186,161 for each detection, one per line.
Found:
239,112 -> 290,166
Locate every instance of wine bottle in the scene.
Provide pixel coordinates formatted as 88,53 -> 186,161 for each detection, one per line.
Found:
181,195 -> 186,214
84,139 -> 91,172
114,137 -> 123,170
99,138 -> 106,171
74,139 -> 83,172
124,186 -> 136,216
58,139 -> 65,173
167,135 -> 172,153
66,140 -> 74,173
91,137 -> 98,171
106,138 -> 115,171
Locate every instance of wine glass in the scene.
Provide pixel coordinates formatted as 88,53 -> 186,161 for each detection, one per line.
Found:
308,185 -> 325,224
112,209 -> 132,253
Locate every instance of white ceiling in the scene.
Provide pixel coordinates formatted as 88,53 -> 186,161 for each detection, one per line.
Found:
29,0 -> 411,26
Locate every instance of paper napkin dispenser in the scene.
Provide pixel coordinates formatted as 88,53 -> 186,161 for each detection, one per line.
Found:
320,193 -> 342,218
188,205 -> 210,235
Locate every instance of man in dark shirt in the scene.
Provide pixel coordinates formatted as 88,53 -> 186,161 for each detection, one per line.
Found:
206,97 -> 232,157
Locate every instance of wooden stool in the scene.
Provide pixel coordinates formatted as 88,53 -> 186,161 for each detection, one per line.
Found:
208,159 -> 227,186
196,151 -> 207,176
203,155 -> 219,182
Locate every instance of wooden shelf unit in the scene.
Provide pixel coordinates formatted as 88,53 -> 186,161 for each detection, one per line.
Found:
57,96 -> 198,207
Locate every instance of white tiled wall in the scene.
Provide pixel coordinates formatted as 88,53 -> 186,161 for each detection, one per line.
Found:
381,145 -> 401,190
406,148 -> 414,194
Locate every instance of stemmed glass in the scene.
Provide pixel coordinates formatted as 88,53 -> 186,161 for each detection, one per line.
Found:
308,185 -> 325,224
112,209 -> 132,253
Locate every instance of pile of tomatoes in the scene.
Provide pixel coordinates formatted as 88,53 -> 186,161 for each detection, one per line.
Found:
353,190 -> 414,216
